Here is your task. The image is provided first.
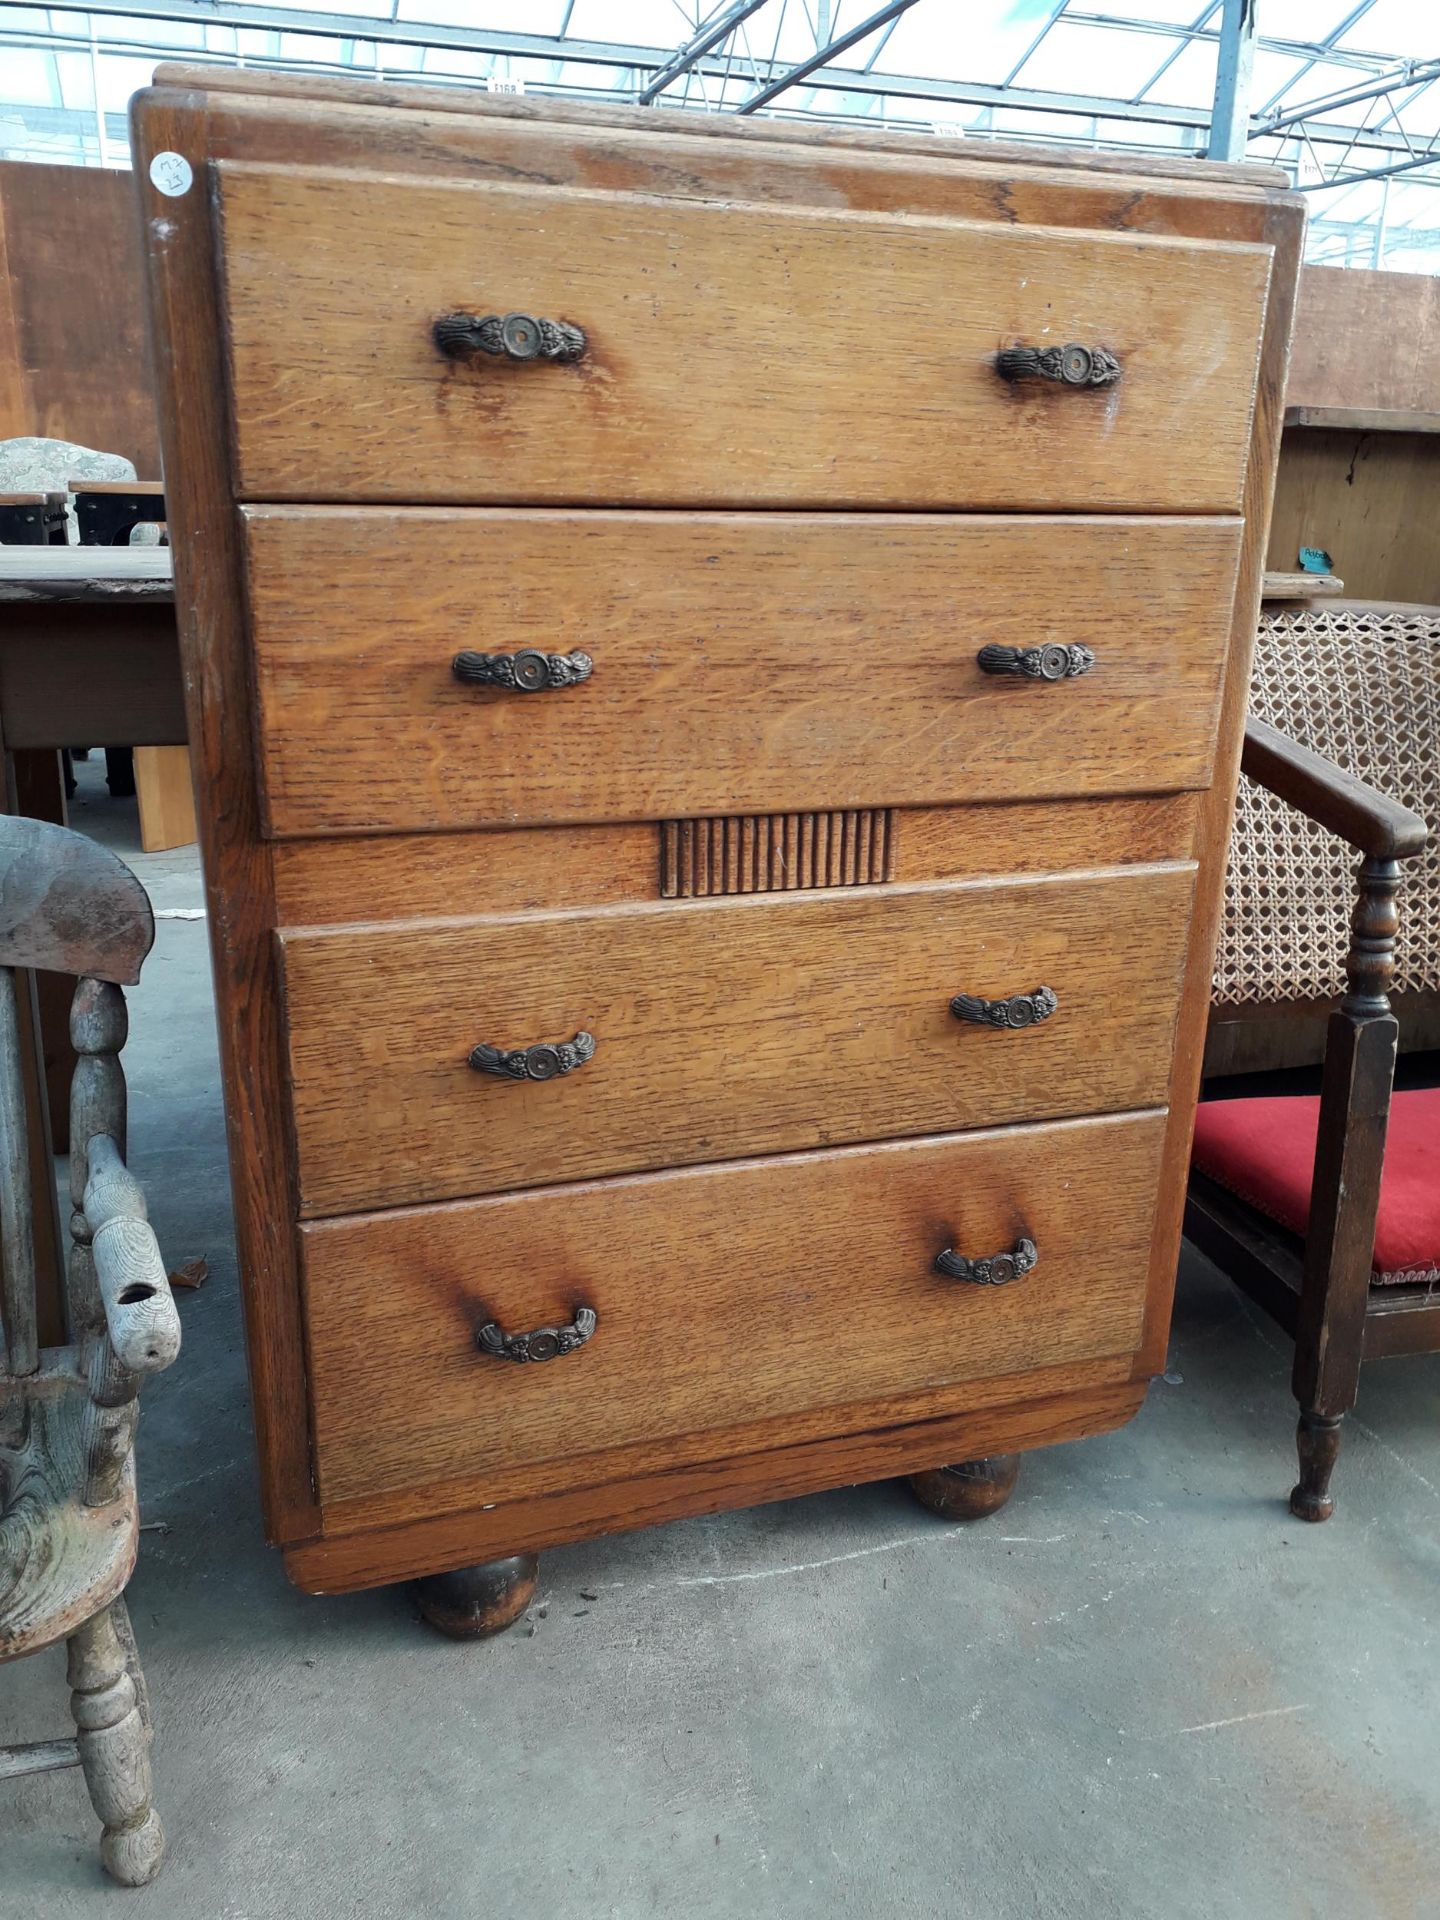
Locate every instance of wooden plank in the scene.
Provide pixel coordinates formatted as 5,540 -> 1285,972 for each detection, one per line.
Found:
1286,264 -> 1440,416
0,604 -> 185,750
0,549 -> 172,600
1261,569 -> 1344,598
1268,427 -> 1440,603
279,864 -> 1195,1215
158,61 -> 1288,186
0,161 -> 160,472
67,480 -> 166,495
133,747 -> 197,854
301,1112 -> 1167,1508
244,510 -> 1242,834
1285,406 -> 1440,435
217,163 -> 1272,512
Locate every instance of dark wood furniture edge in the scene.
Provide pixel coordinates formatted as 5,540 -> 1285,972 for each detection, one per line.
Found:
151,62 -> 1288,189
130,90 -> 318,1540
1285,405 -> 1440,435
1242,717 -> 1429,859
284,1378 -> 1148,1593
1135,194 -> 1306,1377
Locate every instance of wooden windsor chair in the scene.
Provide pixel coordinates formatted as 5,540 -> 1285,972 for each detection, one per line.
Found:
0,816 -> 179,1886
1187,602 -> 1439,1522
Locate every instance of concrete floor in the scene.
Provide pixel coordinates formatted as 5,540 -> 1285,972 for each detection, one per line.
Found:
5,762 -> 1440,1919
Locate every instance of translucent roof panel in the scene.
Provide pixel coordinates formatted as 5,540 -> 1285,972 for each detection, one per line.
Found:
1,0 -> 1437,271
870,1 -> 1061,88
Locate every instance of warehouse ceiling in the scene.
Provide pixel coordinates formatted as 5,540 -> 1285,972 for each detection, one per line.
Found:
1,0 -> 1437,268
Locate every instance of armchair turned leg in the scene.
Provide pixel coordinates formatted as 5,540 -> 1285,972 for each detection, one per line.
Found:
66,1603 -> 165,1887
1290,1410 -> 1344,1523
908,1454 -> 1021,1521
415,1553 -> 539,1640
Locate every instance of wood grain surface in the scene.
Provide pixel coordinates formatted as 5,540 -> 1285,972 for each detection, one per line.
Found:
286,1378 -> 1148,1592
1135,192 -> 1306,1377
301,1111 -> 1166,1509
160,62 -> 1286,188
244,510 -> 1241,834
0,1368 -> 137,1660
131,93 -> 319,1540
130,71 -> 1299,1561
280,864 -> 1194,1214
1286,264 -> 1440,416
269,794 -> 1200,926
1267,426 -> 1440,603
217,164 -> 1271,511
0,162 -> 160,473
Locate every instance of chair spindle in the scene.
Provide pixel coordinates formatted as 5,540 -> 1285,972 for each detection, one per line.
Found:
0,963 -> 39,1375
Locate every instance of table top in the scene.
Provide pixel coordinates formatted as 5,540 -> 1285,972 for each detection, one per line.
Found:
0,547 -> 174,604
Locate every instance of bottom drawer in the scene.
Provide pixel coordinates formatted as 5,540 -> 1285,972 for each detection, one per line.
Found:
302,1109 -> 1166,1513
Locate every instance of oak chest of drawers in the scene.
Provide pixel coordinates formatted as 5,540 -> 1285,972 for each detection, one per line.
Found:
132,69 -> 1302,1605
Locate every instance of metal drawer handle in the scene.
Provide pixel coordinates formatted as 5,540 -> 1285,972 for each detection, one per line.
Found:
935,1238 -> 1038,1287
469,1031 -> 596,1082
977,644 -> 1095,681
477,1307 -> 597,1364
453,649 -> 593,694
434,311 -> 587,364
951,986 -> 1057,1030
995,343 -> 1120,388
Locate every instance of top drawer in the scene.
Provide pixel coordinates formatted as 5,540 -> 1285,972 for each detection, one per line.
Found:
214,163 -> 1271,512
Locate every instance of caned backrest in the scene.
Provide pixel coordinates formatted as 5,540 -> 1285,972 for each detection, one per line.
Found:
0,819 -> 153,1377
1215,603 -> 1440,1006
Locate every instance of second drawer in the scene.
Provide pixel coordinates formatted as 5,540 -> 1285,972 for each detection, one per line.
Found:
278,864 -> 1194,1215
242,509 -> 1241,836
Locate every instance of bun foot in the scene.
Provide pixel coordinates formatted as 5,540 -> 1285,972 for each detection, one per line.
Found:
1290,1411 -> 1343,1523
415,1553 -> 539,1639
908,1454 -> 1021,1521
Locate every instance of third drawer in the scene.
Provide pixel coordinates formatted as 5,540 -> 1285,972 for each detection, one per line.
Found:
278,863 -> 1195,1216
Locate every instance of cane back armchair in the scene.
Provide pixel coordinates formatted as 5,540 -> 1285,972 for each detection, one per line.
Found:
1187,602 -> 1438,1521
0,817 -> 180,1885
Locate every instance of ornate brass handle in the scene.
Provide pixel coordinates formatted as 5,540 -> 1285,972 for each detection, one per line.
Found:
977,643 -> 1095,681
951,986 -> 1057,1030
934,1238 -> 1037,1286
453,649 -> 593,693
469,1032 -> 596,1082
477,1307 -> 598,1364
995,343 -> 1120,388
434,311 -> 587,364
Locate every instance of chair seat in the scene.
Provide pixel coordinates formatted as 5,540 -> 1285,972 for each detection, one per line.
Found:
1192,1086 -> 1440,1288
0,1365 -> 136,1661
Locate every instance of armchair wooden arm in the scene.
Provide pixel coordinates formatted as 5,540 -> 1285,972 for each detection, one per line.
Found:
84,1132 -> 180,1377
1236,716 -> 1431,1518
1241,717 -> 1428,861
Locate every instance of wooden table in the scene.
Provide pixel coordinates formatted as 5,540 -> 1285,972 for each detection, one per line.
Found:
0,549 -> 187,1339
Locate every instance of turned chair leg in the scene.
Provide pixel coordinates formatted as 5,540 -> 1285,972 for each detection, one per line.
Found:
67,1601 -> 165,1887
908,1454 -> 1021,1522
415,1553 -> 539,1639
1290,1410 -> 1345,1523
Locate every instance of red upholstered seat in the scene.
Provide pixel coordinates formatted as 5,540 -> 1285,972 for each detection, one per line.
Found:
1191,1087 -> 1440,1287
